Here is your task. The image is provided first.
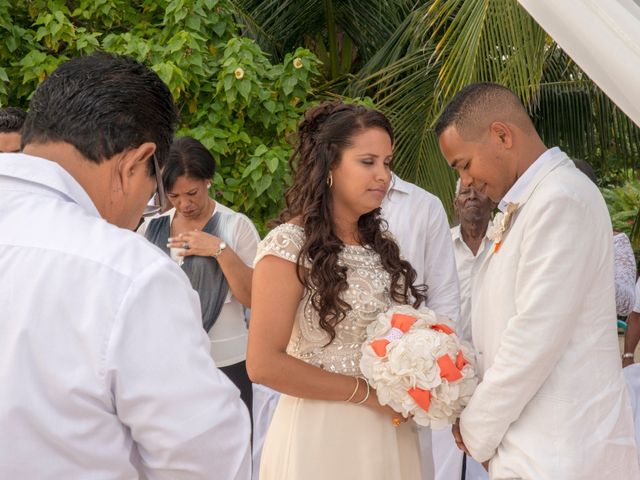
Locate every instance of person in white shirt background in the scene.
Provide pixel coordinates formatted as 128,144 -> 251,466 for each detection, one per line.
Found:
433,180 -> 495,480
451,180 -> 495,345
381,173 -> 461,480
0,52 -> 251,479
138,136 -> 260,417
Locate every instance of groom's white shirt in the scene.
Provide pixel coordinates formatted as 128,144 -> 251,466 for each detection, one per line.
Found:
460,149 -> 639,479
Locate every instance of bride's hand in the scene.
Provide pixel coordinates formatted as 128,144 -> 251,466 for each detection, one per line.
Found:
362,386 -> 409,425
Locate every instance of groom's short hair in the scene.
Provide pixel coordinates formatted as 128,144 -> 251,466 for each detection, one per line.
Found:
435,82 -> 535,140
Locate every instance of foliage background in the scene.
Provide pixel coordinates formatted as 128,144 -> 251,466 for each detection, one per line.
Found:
0,0 -> 319,234
3,0 -> 640,243
234,0 -> 640,230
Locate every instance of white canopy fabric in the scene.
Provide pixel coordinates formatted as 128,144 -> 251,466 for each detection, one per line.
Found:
518,0 -> 640,127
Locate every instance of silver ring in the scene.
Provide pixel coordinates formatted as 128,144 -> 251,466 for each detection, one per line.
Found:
183,242 -> 189,250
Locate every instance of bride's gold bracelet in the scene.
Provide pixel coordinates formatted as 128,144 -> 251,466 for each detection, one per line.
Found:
355,377 -> 370,405
345,377 -> 360,402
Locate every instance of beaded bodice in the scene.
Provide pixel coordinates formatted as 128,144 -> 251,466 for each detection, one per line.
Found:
254,223 -> 393,376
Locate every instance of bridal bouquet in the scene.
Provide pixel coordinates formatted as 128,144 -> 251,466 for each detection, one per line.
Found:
359,305 -> 478,429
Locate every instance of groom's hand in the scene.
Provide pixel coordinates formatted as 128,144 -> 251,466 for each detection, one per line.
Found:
452,419 -> 469,455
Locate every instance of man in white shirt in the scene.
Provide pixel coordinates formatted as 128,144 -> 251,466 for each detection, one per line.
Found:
451,181 -> 495,344
381,173 -> 461,480
0,52 -> 251,479
433,182 -> 494,480
437,82 -> 638,478
382,173 -> 461,323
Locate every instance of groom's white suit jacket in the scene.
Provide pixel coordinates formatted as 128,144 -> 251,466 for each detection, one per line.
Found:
460,150 -> 639,479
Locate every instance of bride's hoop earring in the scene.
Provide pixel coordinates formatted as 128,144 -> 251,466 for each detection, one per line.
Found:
326,172 -> 333,188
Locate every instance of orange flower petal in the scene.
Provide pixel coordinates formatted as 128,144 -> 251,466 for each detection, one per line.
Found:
437,354 -> 463,381
408,387 -> 431,412
390,313 -> 417,332
431,324 -> 455,335
370,339 -> 390,357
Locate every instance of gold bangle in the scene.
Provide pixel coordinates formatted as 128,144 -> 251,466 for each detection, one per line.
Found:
355,377 -> 370,405
345,377 -> 360,403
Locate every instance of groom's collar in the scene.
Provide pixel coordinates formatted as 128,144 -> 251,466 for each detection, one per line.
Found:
498,147 -> 562,212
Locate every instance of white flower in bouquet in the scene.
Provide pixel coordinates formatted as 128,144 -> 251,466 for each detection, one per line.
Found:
360,304 -> 478,429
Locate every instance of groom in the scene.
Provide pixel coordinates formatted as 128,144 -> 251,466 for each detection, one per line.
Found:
435,82 -> 639,479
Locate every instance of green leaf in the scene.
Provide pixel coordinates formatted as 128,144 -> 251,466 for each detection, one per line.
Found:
254,144 -> 268,156
264,100 -> 276,113
266,155 -> 279,173
255,174 -> 272,195
237,78 -> 251,99
281,75 -> 297,95
242,156 -> 262,178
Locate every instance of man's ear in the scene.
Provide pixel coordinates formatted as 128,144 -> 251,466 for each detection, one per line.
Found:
116,142 -> 157,190
489,121 -> 513,149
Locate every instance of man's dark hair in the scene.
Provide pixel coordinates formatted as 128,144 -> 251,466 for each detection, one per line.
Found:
0,107 -> 27,133
22,52 -> 178,172
163,137 -> 216,191
434,82 -> 533,139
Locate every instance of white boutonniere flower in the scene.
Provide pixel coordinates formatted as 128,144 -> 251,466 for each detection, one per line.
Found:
486,202 -> 519,252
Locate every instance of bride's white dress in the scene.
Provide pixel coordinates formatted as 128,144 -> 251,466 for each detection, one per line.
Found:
255,224 -> 422,480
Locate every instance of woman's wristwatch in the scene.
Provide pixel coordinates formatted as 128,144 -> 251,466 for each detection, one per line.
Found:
212,241 -> 227,258
622,353 -> 634,360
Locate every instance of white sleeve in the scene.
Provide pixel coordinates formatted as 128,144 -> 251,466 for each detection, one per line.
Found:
422,199 -> 461,323
613,233 -> 637,316
106,259 -> 251,480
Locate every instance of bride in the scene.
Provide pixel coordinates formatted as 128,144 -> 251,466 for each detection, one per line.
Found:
247,101 -> 427,479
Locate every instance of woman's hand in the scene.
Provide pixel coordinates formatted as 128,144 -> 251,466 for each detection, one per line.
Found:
359,384 -> 409,425
168,230 -> 223,258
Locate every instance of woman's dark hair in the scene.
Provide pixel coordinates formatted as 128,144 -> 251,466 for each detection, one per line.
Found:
163,136 -> 216,191
278,101 -> 428,343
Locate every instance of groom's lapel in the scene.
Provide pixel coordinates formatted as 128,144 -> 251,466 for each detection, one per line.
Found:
514,151 -> 570,211
479,150 -> 570,272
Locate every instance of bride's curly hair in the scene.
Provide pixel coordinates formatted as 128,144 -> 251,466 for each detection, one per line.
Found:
277,101 -> 428,343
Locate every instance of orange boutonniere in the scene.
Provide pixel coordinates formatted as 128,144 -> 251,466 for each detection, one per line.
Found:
486,202 -> 519,252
